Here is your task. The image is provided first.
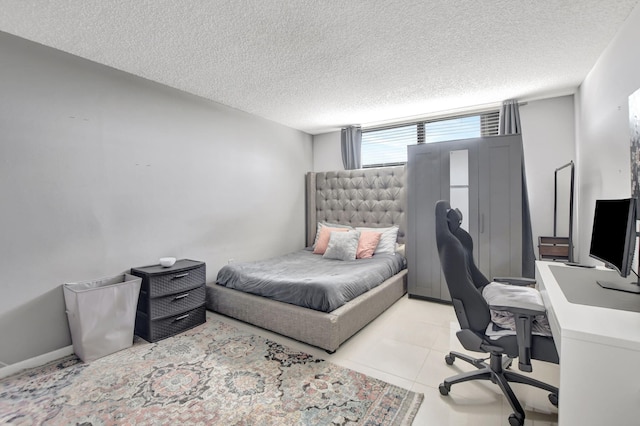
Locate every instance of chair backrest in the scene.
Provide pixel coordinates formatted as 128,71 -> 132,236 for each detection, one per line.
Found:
435,200 -> 491,334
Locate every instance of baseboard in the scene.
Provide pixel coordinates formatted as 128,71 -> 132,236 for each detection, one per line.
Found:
0,346 -> 74,379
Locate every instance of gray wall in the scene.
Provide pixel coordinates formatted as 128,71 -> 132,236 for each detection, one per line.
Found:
313,130 -> 343,171
519,96 -> 576,258
0,32 -> 312,365
575,3 -> 640,264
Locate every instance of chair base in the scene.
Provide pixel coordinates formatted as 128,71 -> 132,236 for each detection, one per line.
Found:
439,351 -> 558,426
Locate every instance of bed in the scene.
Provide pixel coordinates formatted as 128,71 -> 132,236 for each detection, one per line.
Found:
205,166 -> 407,352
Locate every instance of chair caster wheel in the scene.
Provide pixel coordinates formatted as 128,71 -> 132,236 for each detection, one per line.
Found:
439,383 -> 450,396
508,413 -> 524,426
549,393 -> 559,406
444,354 -> 455,365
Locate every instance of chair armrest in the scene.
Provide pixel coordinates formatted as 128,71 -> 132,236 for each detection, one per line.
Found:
489,302 -> 546,317
488,302 -> 546,372
492,277 -> 536,286
483,281 -> 549,372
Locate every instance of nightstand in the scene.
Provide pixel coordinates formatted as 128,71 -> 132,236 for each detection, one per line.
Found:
131,259 -> 206,342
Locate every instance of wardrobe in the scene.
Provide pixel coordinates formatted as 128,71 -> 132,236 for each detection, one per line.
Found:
406,134 -> 524,301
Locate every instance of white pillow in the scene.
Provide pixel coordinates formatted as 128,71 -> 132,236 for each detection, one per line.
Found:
313,221 -> 353,248
323,231 -> 360,261
355,226 -> 399,254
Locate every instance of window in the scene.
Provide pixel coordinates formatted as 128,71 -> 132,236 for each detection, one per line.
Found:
361,124 -> 416,167
361,110 -> 499,168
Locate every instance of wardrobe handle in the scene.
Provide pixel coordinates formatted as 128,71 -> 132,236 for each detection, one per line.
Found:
480,213 -> 485,234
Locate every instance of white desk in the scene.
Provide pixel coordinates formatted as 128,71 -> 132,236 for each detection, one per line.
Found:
536,261 -> 640,425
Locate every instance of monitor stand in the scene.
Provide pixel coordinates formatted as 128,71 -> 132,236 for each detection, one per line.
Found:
597,280 -> 640,293
597,228 -> 640,294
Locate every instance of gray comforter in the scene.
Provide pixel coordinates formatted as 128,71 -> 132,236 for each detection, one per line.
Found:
216,249 -> 406,312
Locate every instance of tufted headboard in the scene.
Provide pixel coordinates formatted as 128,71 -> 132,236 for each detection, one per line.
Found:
306,166 -> 407,246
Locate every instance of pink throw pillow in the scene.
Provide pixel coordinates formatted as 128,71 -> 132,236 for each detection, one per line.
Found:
313,227 -> 349,254
356,231 -> 382,259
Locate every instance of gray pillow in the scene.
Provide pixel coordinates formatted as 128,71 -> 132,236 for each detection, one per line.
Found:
323,231 -> 360,261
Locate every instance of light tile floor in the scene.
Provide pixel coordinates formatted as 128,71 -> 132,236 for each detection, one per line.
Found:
209,295 -> 559,425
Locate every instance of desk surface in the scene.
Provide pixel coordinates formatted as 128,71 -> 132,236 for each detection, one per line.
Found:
549,265 -> 640,313
537,261 -> 640,352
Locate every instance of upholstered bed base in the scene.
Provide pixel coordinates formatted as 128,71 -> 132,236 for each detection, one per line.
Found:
206,269 -> 406,352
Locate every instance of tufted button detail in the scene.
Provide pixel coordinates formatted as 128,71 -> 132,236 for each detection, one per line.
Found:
312,167 -> 405,241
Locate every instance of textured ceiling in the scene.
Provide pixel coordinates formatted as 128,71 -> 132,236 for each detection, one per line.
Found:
1,1 -> 638,134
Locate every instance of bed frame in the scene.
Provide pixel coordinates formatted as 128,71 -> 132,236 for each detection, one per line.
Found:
206,166 -> 407,352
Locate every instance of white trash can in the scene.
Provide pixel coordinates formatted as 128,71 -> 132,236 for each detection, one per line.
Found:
63,273 -> 142,362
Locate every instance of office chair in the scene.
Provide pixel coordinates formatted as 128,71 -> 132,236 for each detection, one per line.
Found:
434,200 -> 559,426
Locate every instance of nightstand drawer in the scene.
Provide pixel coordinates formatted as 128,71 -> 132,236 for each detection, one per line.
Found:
133,261 -> 205,297
135,304 -> 206,342
139,284 -> 205,319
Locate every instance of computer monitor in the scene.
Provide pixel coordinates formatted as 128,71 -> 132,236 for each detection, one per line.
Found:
589,198 -> 640,293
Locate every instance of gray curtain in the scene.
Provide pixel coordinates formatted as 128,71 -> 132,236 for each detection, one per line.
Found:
499,99 -> 522,135
341,126 -> 362,170
499,100 -> 536,278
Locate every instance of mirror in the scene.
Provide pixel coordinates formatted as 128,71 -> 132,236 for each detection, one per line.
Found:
554,161 -> 575,261
449,149 -> 469,232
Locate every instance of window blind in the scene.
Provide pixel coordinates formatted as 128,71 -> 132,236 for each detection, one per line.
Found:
361,124 -> 417,167
361,110 -> 500,168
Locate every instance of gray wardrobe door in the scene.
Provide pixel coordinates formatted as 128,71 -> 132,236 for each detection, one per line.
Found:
407,143 -> 443,300
477,135 -> 523,278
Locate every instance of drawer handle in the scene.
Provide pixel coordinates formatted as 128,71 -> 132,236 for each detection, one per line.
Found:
174,314 -> 189,321
172,273 -> 189,279
173,293 -> 189,300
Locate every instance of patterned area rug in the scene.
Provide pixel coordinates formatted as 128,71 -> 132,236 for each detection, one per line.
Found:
1,318 -> 423,425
